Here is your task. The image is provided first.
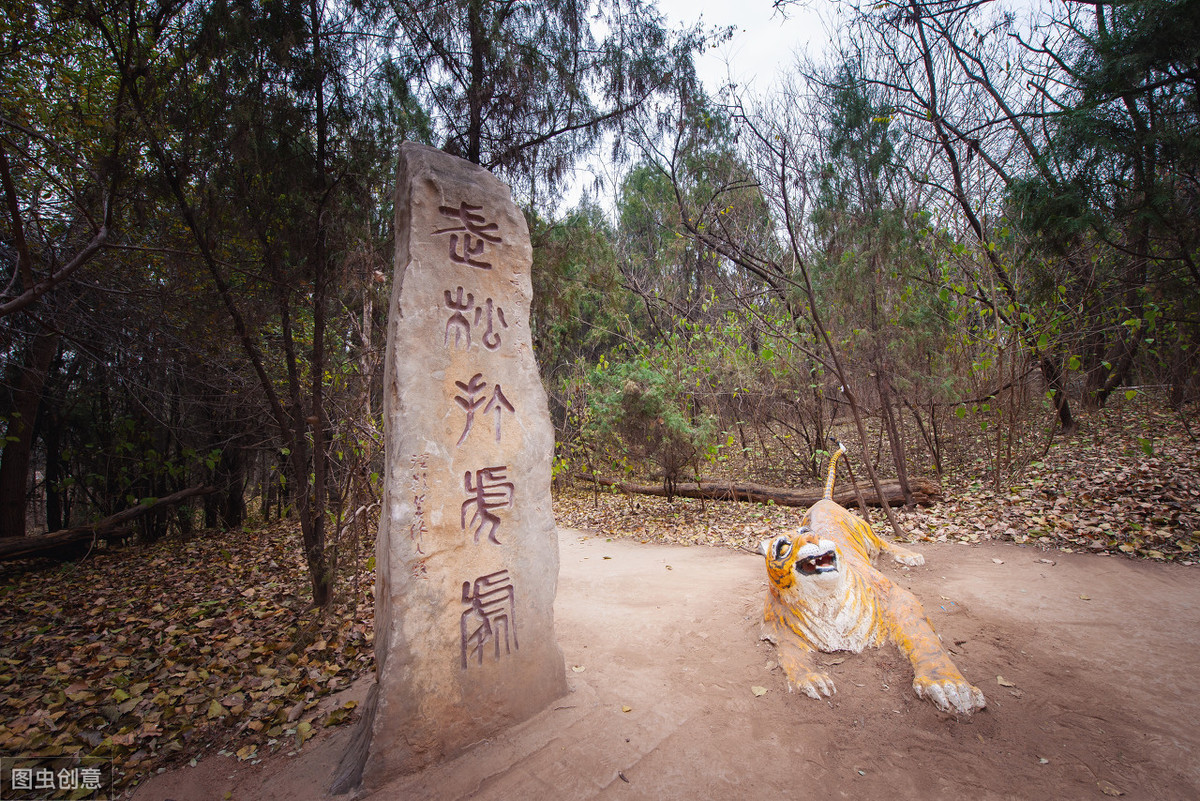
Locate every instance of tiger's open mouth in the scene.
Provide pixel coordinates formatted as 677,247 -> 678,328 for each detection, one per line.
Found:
796,549 -> 838,576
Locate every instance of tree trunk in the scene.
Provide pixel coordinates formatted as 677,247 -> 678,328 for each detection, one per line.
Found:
1040,355 -> 1075,433
0,326 -> 59,538
0,484 -> 216,561
466,0 -> 486,164
217,445 -> 247,529
43,413 -> 64,531
876,371 -> 913,506
575,473 -> 941,508
304,0 -> 332,608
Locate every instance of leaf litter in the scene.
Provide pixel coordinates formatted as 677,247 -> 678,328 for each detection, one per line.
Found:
0,521 -> 374,792
556,403 -> 1200,565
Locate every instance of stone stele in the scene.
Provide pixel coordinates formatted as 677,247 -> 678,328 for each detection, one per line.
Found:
332,142 -> 567,793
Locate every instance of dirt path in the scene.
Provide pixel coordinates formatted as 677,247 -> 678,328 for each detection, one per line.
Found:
133,529 -> 1200,800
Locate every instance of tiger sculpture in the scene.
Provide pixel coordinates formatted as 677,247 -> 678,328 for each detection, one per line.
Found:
758,444 -> 986,715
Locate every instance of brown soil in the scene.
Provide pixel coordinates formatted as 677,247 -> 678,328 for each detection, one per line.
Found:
132,528 -> 1200,801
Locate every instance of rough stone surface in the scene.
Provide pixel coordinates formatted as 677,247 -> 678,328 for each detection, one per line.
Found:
333,142 -> 566,793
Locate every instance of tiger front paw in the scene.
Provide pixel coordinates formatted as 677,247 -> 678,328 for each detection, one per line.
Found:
787,669 -> 837,700
913,675 -> 986,715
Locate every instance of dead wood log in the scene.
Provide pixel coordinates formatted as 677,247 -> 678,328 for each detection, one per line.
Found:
574,474 -> 941,508
0,485 -> 216,561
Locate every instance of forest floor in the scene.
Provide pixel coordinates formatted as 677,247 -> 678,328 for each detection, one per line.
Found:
556,399 -> 1200,563
1,400 -> 1198,798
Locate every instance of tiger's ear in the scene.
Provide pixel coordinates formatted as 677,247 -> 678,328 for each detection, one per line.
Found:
757,539 -> 770,557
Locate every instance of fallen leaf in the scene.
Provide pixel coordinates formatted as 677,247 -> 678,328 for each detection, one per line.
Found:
751,685 -> 768,697
322,707 -> 353,727
1079,594 -> 1091,601
1098,780 -> 1125,797
621,705 -> 632,713
997,676 -> 1016,687
286,700 -> 306,722
992,558 -> 1005,564
235,744 -> 257,761
571,665 -> 586,673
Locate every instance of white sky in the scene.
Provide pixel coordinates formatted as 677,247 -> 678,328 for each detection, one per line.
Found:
655,0 -> 833,97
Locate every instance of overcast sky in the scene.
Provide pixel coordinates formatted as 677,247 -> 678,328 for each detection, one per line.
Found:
655,0 -> 833,96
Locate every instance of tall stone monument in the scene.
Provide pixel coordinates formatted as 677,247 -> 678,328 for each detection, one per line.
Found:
332,143 -> 567,793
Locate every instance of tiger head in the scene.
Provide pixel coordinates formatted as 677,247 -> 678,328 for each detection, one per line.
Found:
758,526 -> 843,600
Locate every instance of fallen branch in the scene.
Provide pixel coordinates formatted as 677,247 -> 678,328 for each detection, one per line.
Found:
574,474 -> 941,508
0,485 -> 216,561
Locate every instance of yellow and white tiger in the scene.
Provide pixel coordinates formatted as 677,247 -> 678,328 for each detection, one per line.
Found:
758,445 -> 986,715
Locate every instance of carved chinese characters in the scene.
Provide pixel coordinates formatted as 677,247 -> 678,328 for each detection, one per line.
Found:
332,143 -> 566,794
435,201 -> 502,268
461,569 -> 517,667
443,287 -> 508,350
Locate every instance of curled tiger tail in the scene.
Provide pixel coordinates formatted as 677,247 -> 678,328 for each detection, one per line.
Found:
824,439 -> 847,500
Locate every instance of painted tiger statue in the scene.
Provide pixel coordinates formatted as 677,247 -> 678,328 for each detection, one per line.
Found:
758,444 -> 986,715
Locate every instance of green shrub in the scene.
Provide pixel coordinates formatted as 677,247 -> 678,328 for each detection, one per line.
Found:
584,352 -> 716,499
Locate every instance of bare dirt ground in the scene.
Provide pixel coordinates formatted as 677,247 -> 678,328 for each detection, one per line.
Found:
132,527 -> 1200,801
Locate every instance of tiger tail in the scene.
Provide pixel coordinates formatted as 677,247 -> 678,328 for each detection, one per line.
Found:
824,439 -> 847,500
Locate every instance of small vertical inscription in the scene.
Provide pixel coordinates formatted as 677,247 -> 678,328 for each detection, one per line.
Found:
409,454 -> 429,554
461,466 -> 514,544
460,570 -> 518,668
